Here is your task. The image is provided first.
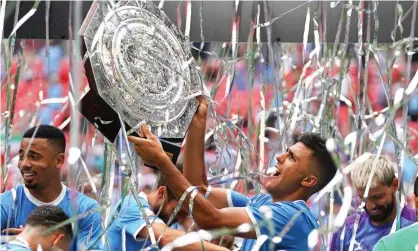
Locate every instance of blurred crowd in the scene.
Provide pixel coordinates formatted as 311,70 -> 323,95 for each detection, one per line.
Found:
1,38 -> 418,251
1,39 -> 418,210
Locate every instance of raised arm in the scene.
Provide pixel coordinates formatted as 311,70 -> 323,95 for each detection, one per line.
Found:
183,96 -> 209,189
139,223 -> 228,251
128,127 -> 256,239
184,96 -> 238,209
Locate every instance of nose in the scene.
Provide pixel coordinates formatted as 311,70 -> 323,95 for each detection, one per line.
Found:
276,152 -> 287,164
19,157 -> 31,169
366,200 -> 377,210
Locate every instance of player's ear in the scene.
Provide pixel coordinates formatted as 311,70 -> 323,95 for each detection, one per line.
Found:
157,186 -> 167,199
391,178 -> 399,192
56,153 -> 65,169
52,233 -> 64,246
301,175 -> 317,188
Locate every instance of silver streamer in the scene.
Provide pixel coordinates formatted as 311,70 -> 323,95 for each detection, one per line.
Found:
1,0 -> 418,250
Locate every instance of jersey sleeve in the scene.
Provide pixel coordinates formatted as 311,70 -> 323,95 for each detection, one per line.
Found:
226,190 -> 250,207
0,191 -> 12,230
119,198 -> 165,240
76,204 -> 104,250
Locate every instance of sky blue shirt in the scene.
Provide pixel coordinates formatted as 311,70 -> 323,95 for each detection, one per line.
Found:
0,239 -> 31,251
105,193 -> 165,251
227,190 -> 319,251
0,185 -> 103,251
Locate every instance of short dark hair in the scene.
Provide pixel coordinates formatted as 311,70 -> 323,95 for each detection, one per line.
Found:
23,125 -> 66,153
414,176 -> 418,196
26,205 -> 73,239
157,157 -> 184,201
296,132 -> 337,193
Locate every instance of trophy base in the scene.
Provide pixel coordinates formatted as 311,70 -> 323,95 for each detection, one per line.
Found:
78,89 -> 182,168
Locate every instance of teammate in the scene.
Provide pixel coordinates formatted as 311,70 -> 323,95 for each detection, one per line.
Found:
415,175 -> 418,213
331,154 -> 416,251
0,205 -> 73,251
105,172 -> 228,251
373,176 -> 418,251
128,96 -> 338,250
1,125 -> 103,250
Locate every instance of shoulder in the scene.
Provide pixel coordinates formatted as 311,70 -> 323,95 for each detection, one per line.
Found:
330,213 -> 368,250
117,194 -> 158,222
373,239 -> 388,251
401,205 -> 417,222
271,201 -> 310,214
387,222 -> 418,238
69,189 -> 100,211
0,186 -> 23,204
333,213 -> 363,238
342,211 -> 367,228
0,189 -> 13,201
277,201 -> 318,226
374,223 -> 418,251
249,194 -> 272,206
121,194 -> 152,211
0,243 -> 31,251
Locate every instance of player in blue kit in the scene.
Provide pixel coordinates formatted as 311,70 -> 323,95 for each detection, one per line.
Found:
1,125 -> 103,251
128,96 -> 338,251
0,205 -> 73,251
105,174 -> 228,251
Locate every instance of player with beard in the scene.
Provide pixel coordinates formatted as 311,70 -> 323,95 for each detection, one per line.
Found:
331,154 -> 417,251
372,176 -> 418,251
105,172 -> 228,251
415,175 -> 418,214
0,125 -> 103,250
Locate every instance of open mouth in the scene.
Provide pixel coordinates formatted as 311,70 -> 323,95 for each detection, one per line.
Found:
265,167 -> 281,179
21,171 -> 36,180
271,166 -> 281,177
370,208 -> 383,215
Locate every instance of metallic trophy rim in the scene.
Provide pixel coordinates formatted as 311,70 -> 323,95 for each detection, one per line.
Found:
80,0 -> 201,139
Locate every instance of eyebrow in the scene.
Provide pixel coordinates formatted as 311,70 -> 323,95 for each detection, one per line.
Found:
288,148 -> 299,161
19,149 -> 41,156
370,193 -> 384,198
358,192 -> 383,199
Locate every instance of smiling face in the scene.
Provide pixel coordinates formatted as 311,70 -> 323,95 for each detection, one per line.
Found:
356,180 -> 398,225
266,142 -> 318,200
18,138 -> 64,190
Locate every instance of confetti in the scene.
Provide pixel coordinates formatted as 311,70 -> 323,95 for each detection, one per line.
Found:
1,1 -> 418,250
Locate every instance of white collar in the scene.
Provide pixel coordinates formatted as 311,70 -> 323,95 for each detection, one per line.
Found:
23,184 -> 67,206
138,192 -> 148,202
294,200 -> 307,205
9,236 -> 31,250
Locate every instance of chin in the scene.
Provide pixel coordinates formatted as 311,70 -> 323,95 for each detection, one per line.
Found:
265,183 -> 275,194
24,183 -> 38,189
370,215 -> 388,222
265,179 -> 279,190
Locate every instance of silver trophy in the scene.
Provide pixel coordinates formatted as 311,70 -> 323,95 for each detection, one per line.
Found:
79,0 -> 201,142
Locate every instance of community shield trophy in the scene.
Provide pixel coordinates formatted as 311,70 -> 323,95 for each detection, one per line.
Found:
78,0 -> 201,165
